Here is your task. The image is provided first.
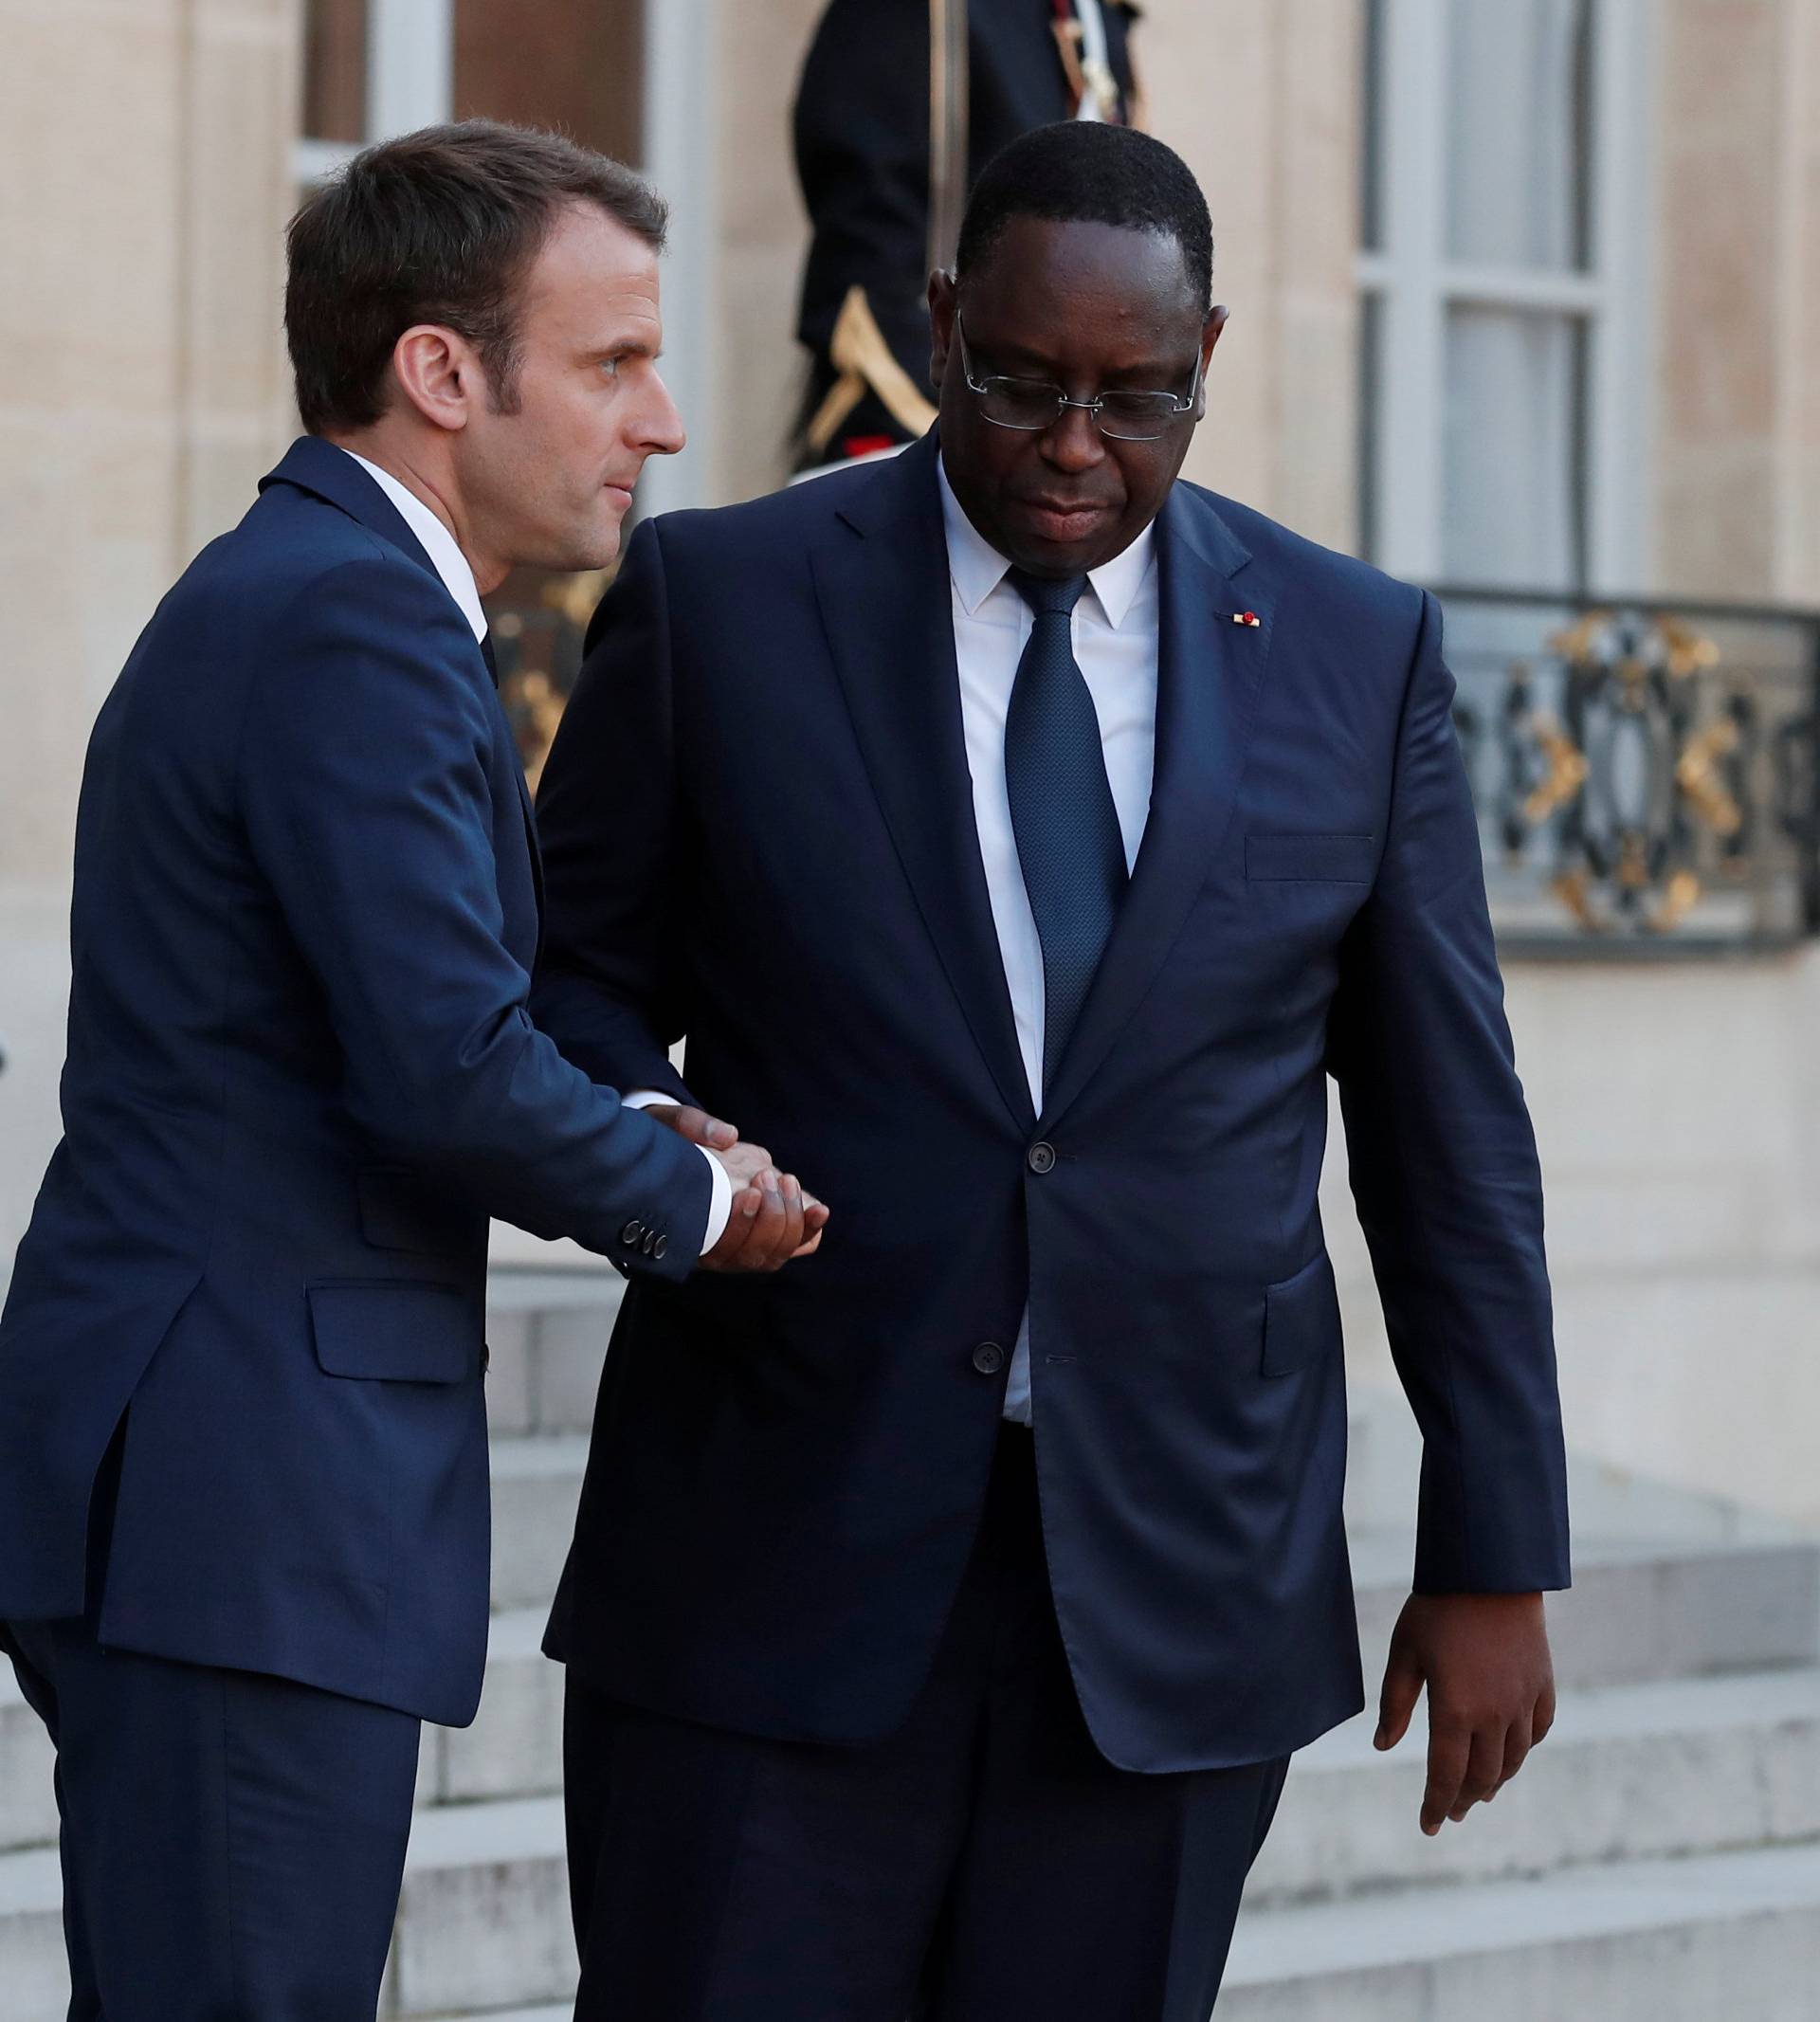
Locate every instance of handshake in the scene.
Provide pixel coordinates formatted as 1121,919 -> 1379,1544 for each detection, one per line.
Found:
645,1103 -> 829,1274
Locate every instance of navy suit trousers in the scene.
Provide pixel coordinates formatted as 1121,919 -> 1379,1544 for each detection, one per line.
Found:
2,1615 -> 420,2021
562,1427 -> 1289,2022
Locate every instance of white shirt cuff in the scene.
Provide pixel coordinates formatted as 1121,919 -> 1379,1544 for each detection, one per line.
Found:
697,1145 -> 733,1254
620,1090 -> 731,1255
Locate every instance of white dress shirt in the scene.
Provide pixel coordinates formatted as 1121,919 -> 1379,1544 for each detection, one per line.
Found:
937,458 -> 1158,1422
337,447 -> 732,1253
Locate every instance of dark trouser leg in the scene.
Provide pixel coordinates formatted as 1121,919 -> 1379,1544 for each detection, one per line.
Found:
2,1614 -> 420,2022
564,1423 -> 1290,2022
917,1430 -> 1291,2022
2,1624 -> 102,2022
561,1471 -> 1029,2022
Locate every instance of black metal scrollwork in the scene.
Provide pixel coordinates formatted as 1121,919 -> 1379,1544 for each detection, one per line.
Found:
1444,592 -> 1820,953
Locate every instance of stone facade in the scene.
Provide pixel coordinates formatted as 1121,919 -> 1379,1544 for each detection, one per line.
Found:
1,0 -> 1818,1521
0,0 -> 300,1251
1655,0 -> 1820,602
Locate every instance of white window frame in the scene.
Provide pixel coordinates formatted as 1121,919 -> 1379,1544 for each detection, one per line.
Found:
1357,0 -> 1657,592
294,0 -> 454,184
291,0 -> 721,514
635,0 -> 720,518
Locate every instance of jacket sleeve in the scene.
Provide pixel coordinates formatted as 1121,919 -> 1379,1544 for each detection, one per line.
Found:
530,519 -> 697,1109
237,551 -> 710,1277
1327,589 -> 1571,1594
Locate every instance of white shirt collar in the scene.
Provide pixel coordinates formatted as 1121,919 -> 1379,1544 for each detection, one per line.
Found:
937,454 -> 1156,631
338,448 -> 489,646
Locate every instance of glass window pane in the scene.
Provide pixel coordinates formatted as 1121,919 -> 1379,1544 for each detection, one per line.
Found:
1446,0 -> 1594,270
455,0 -> 643,160
1444,307 -> 1588,589
303,0 -> 368,145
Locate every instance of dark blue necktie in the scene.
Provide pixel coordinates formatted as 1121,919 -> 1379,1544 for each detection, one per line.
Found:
480,631 -> 500,687
1003,569 -> 1128,1094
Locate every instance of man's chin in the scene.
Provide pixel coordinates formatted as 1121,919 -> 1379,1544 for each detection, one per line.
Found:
534,521 -> 624,578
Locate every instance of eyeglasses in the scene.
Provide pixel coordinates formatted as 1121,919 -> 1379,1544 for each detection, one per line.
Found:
956,313 -> 1203,442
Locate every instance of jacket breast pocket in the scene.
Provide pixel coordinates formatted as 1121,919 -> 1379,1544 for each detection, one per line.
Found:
1262,1250 -> 1341,1376
309,1281 -> 479,1384
1246,834 -> 1377,883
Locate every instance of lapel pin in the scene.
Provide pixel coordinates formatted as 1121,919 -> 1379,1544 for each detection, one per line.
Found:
1231,610 -> 1261,628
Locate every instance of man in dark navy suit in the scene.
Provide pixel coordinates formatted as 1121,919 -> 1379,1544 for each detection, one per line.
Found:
0,121 -> 822,2019
792,0 -> 1143,469
535,122 -> 1568,2019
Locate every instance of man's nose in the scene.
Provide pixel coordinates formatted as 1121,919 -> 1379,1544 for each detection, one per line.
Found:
640,371 -> 687,458
1044,402 -> 1104,472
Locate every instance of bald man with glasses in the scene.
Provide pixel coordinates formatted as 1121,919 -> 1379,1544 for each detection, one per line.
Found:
533,121 -> 1566,2022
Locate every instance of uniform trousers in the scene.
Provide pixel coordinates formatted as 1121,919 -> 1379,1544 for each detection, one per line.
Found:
562,1424 -> 1290,2022
1,1613 -> 421,2021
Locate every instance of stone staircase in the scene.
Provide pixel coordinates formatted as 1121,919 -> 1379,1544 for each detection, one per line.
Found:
3,1268 -> 1819,2019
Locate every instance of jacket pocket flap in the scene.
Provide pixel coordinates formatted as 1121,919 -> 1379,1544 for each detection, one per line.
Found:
1263,1250 -> 1341,1376
1246,833 -> 1377,883
309,1282 -> 478,1384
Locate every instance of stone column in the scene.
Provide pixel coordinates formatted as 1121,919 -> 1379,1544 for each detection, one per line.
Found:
0,0 -> 300,1267
1655,0 -> 1820,603
710,0 -> 826,508
1140,0 -> 1366,553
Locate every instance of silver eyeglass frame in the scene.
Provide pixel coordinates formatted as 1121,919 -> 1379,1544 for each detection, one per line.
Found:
954,312 -> 1205,441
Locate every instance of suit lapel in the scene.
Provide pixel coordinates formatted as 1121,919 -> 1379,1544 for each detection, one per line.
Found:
1041,483 -> 1276,1126
810,436 -> 1036,1136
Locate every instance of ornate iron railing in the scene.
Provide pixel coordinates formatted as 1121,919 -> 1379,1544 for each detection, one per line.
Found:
1437,589 -> 1820,955
492,569 -> 1820,956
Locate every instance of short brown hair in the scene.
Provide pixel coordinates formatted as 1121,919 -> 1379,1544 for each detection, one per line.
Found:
284,119 -> 667,435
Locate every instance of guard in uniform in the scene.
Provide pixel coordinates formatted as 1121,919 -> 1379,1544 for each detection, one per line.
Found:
792,0 -> 1142,471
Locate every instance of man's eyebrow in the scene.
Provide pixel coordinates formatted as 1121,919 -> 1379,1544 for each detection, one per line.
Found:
974,336 -> 1188,384
588,337 -> 661,360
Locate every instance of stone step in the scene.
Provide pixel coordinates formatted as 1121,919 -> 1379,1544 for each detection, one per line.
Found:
0,1803 -> 579,2022
7,1520 -> 1811,1856
483,1435 -> 1820,1689
1251,1664 -> 1820,1905
489,1435 -> 592,1612
10,1768 -> 1820,2020
0,1844 -> 64,2022
483,1272 -> 624,1438
419,2011 -> 568,2022
1221,1840 -> 1820,2021
417,1610 -> 560,1812
1348,1527 -> 1820,1692
0,1669 -> 55,1855
384,1797 -> 573,2018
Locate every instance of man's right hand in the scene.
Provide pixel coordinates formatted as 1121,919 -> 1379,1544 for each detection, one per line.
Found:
701,1140 -> 829,1273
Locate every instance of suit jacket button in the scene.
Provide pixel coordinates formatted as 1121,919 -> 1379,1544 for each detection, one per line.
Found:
642,1230 -> 658,1255
652,1235 -> 668,1261
1028,1141 -> 1056,1175
622,1219 -> 644,1245
972,1341 -> 1006,1375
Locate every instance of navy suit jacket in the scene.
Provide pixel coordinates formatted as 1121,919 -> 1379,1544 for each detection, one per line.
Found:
534,430 -> 1572,1774
0,437 -> 712,1726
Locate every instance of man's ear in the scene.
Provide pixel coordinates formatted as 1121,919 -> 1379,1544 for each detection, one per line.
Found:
389,323 -> 477,434
927,269 -> 958,394
1195,305 -> 1229,418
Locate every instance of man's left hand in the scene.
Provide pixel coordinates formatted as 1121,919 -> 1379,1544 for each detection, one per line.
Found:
1374,1592 -> 1556,1836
